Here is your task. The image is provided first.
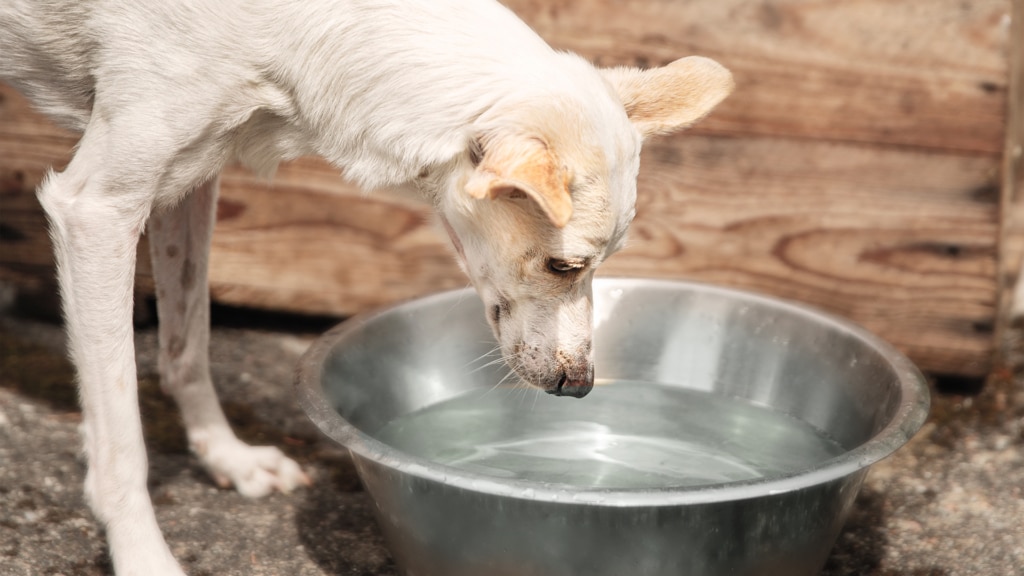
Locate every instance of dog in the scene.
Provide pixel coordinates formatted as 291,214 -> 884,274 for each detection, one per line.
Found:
0,0 -> 732,573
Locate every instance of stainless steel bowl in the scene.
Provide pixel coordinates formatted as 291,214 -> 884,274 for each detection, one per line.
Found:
297,278 -> 929,576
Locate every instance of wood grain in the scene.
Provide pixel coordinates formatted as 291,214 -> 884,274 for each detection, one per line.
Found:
998,0 -> 1024,364
618,136 -> 998,375
503,0 -> 1010,154
0,84 -> 77,289
209,163 -> 467,313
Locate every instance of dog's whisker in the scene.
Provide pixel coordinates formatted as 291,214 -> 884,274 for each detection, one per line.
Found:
518,380 -> 536,409
470,354 -> 511,372
479,375 -> 509,399
442,281 -> 476,319
479,359 -> 520,398
463,345 -> 502,367
466,363 -> 503,377
464,348 -> 508,381
494,367 -> 519,389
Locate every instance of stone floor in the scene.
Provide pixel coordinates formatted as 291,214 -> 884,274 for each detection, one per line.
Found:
1,304 -> 1023,575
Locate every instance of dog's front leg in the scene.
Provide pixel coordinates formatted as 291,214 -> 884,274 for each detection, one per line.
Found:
148,176 -> 309,497
38,131 -> 184,575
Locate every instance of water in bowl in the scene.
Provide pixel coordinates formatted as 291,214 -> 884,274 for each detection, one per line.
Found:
374,380 -> 845,489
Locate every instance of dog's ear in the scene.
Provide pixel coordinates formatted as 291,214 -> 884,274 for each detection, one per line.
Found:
465,134 -> 573,228
603,56 -> 734,138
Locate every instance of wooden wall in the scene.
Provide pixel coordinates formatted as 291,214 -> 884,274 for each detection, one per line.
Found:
0,0 -> 1013,376
1001,0 -> 1024,359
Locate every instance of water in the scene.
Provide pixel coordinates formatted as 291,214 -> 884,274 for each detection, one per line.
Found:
374,380 -> 845,489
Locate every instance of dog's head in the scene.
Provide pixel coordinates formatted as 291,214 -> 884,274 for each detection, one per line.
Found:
432,56 -> 733,398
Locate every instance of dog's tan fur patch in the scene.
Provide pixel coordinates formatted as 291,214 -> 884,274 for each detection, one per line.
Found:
466,134 -> 573,228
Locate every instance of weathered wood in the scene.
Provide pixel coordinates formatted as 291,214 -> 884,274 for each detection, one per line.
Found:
1000,0 -> 1024,364
503,0 -> 1009,155
0,0 -> 1011,377
624,137 -> 998,376
0,84 -> 77,289
209,161 -> 466,313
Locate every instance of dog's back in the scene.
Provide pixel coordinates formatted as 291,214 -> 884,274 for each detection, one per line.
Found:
0,0 -> 596,189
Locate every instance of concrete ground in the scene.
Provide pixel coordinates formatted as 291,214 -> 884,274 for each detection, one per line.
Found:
2,302 -> 1023,576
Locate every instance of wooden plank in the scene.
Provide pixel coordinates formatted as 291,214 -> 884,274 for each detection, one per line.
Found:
209,162 -> 466,313
999,0 -> 1024,365
0,84 -> 75,289
621,136 -> 998,376
502,0 -> 1010,155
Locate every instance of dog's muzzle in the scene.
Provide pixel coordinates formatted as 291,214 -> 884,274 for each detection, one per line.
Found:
547,364 -> 595,398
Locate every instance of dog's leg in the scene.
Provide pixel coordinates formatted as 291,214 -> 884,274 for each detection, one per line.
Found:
148,176 -> 309,497
38,130 -> 184,575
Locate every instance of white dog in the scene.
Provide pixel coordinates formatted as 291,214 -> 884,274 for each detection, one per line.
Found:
0,0 -> 732,573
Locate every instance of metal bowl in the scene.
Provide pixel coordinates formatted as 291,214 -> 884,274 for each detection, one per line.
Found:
297,278 -> 929,576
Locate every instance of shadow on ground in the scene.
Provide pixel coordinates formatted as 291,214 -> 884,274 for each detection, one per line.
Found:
295,454 -> 398,576
822,485 -> 948,576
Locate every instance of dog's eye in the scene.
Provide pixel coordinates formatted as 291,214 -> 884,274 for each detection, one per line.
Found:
546,258 -> 584,275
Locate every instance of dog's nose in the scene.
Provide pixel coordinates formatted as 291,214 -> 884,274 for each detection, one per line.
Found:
559,377 -> 592,398
547,367 -> 594,398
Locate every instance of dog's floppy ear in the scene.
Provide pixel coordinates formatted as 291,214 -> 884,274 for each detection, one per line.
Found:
603,56 -> 734,138
465,134 -> 573,228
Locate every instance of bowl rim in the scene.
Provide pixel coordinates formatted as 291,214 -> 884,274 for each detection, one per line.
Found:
296,277 -> 930,506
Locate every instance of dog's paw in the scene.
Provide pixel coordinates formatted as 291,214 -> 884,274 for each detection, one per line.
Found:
195,436 -> 311,498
